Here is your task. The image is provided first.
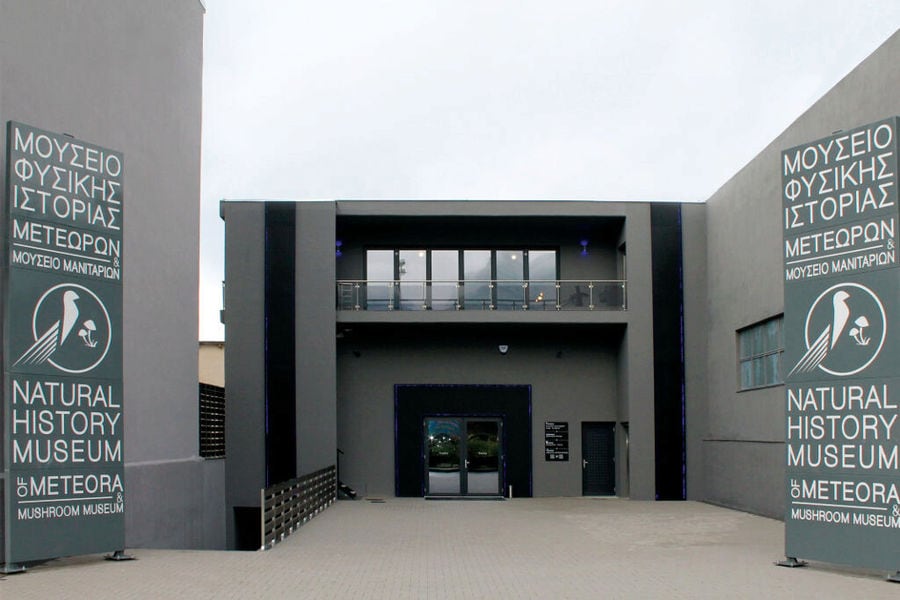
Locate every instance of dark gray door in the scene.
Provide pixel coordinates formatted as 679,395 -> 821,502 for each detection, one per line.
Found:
582,422 -> 615,496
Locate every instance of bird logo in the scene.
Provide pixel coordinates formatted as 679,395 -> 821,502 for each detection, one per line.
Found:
13,283 -> 112,374
788,282 -> 885,378
13,289 -> 81,367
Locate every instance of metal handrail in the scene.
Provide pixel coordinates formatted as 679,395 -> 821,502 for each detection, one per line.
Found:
336,279 -> 627,311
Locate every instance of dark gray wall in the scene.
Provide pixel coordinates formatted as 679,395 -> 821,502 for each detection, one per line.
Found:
699,30 -> 900,517
224,200 -> 660,502
681,203 -> 707,501
333,201 -> 658,499
619,204 -> 656,500
336,325 -> 622,497
295,203 -> 337,474
0,1 -> 216,549
222,202 -> 266,548
222,201 -> 339,548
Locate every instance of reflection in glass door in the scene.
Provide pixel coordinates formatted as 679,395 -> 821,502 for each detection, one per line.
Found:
426,419 -> 462,494
365,250 -> 394,310
431,250 -> 459,310
425,418 -> 502,496
398,250 -> 427,310
463,250 -> 492,310
495,251 -> 524,310
527,250 -> 557,310
465,420 -> 501,494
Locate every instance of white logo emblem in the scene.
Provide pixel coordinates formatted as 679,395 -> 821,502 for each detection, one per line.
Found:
789,282 -> 886,377
13,283 -> 112,374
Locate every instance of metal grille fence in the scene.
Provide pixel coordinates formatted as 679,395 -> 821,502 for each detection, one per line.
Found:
199,383 -> 225,459
261,465 -> 337,550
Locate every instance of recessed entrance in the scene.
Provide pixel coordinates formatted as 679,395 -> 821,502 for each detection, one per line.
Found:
425,418 -> 502,497
394,384 -> 532,497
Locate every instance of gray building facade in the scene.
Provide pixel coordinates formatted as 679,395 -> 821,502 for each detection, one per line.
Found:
221,30 -> 900,548
0,1 -> 218,558
222,199 -> 688,547
690,29 -> 900,519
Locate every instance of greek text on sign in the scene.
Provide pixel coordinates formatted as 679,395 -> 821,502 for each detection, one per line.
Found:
783,119 -> 899,283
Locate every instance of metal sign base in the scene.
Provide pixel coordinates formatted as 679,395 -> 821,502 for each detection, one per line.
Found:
0,563 -> 27,574
776,556 -> 807,568
104,550 -> 135,562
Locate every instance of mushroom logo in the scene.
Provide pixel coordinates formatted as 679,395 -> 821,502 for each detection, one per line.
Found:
78,320 -> 99,348
849,316 -> 871,346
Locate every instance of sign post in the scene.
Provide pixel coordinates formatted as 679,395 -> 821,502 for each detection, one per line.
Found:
2,122 -> 125,571
781,117 -> 900,578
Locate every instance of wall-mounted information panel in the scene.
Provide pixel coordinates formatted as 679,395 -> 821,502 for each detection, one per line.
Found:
544,421 -> 569,461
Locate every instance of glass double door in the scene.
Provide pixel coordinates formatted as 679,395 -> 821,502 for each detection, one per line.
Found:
425,418 -> 502,496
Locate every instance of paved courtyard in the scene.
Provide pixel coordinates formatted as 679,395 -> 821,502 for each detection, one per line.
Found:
2,498 -> 897,599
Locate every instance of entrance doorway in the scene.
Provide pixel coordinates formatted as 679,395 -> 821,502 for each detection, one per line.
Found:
395,384 -> 531,497
425,418 -> 502,497
582,422 -> 616,496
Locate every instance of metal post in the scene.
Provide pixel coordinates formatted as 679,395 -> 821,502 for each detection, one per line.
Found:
260,487 -> 266,550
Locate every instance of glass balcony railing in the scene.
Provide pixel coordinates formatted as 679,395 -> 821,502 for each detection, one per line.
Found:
336,280 -> 627,311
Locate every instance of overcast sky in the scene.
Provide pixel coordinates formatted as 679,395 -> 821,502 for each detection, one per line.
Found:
199,1 -> 900,340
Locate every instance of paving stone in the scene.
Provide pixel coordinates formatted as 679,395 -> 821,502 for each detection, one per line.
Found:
2,498 -> 896,599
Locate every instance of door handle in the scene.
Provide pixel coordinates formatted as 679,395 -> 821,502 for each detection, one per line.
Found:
465,459 -> 470,468
582,459 -> 588,469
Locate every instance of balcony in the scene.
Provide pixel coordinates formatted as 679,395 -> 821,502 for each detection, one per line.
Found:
336,279 -> 627,312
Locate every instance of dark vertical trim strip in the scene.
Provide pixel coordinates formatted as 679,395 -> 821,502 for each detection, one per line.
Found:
650,204 -> 687,500
264,204 -> 297,486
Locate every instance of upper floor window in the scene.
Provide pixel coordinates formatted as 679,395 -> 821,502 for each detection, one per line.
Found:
738,316 -> 784,390
365,248 -> 558,311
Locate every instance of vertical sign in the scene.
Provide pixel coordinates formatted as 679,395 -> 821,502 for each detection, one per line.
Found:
544,421 -> 569,461
782,117 -> 900,571
3,122 -> 124,563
